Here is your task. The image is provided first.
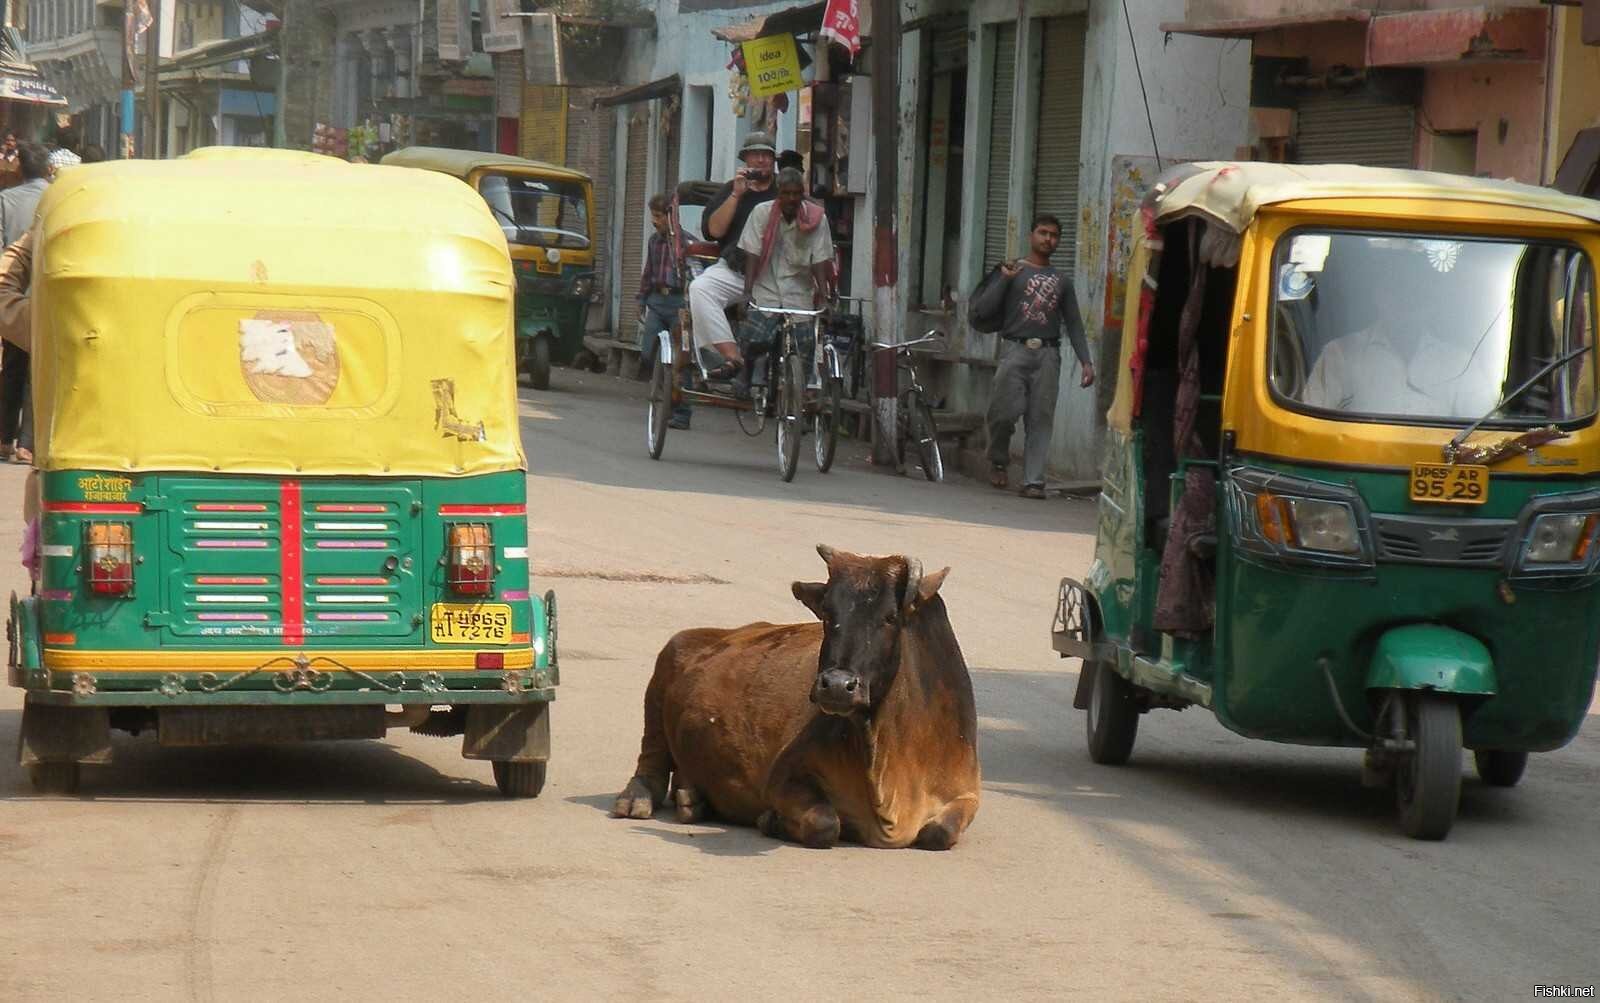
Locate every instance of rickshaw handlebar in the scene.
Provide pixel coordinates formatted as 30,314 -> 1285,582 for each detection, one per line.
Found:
746,303 -> 826,317
871,332 -> 943,353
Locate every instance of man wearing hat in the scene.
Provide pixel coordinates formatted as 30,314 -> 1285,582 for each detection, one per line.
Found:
689,131 -> 779,380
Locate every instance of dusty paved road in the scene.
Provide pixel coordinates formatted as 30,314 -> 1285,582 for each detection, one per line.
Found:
2,370 -> 1597,1001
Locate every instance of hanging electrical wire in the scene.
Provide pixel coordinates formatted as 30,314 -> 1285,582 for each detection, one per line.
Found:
1122,0 -> 1163,172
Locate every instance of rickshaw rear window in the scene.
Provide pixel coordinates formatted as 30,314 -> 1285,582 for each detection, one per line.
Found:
478,174 -> 590,250
170,303 -> 398,417
1269,230 -> 1598,428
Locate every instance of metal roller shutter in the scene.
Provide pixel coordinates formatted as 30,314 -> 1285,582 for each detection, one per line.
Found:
1032,16 -> 1085,273
931,23 -> 967,73
1294,92 -> 1416,169
619,111 -> 651,312
983,22 -> 1017,270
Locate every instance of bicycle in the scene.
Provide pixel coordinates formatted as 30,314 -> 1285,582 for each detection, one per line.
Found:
872,331 -> 945,482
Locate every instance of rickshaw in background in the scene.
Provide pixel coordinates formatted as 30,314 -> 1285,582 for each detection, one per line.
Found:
1052,162 -> 1600,839
9,148 -> 558,796
642,180 -> 847,482
382,146 -> 597,390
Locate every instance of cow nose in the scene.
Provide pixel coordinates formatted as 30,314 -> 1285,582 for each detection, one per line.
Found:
814,669 -> 863,713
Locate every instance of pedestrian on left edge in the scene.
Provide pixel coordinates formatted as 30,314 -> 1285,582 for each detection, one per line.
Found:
0,142 -> 51,464
636,192 -> 692,429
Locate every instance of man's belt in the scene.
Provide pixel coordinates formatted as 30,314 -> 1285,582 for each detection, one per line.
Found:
650,284 -> 681,296
1004,336 -> 1060,350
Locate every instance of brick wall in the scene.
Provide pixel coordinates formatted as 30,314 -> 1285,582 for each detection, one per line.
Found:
565,88 -> 614,332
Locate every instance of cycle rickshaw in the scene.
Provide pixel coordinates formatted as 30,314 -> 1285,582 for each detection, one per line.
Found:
642,181 -> 847,482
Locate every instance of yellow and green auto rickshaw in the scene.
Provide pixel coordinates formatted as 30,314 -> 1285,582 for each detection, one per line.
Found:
1053,162 -> 1600,839
381,147 -> 597,390
8,148 -> 558,796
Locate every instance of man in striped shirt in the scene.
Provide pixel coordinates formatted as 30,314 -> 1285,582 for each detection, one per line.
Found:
637,193 -> 692,427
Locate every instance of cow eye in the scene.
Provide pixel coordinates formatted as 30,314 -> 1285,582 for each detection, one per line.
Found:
883,612 -> 898,626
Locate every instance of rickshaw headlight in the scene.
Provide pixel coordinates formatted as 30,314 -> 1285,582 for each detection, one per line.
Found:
1522,512 -> 1598,565
1286,498 -> 1361,555
570,276 -> 593,300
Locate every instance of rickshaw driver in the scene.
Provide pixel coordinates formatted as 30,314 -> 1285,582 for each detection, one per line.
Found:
738,167 -> 835,321
689,133 -> 779,381
1301,246 -> 1496,419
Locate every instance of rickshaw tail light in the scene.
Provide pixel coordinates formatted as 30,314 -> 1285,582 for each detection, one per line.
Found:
1254,493 -> 1296,547
446,523 -> 494,596
84,522 -> 134,597
1575,516 -> 1599,563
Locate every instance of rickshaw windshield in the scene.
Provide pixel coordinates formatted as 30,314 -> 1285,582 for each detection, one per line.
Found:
479,173 -> 590,249
1270,230 -> 1598,427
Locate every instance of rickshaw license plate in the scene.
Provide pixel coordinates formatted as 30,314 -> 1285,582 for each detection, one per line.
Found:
429,604 -> 513,644
1410,463 -> 1489,505
535,259 -> 561,274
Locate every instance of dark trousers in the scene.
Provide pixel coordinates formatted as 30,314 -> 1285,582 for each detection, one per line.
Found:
986,341 -> 1062,488
637,292 -> 692,422
0,342 -> 27,447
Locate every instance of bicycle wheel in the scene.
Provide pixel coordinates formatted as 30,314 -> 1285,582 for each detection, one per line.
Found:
908,395 -> 943,482
814,377 -> 841,473
775,352 -> 804,482
645,360 -> 671,460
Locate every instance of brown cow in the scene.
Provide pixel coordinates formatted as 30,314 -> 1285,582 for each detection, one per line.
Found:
611,546 -> 980,849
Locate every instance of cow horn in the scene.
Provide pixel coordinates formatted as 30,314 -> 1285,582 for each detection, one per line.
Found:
902,558 -> 923,612
817,543 -> 838,566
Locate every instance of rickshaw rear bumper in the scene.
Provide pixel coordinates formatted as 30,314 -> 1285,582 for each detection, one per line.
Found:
1364,623 -> 1497,697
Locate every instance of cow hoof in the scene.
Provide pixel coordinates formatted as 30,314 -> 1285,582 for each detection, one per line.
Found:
795,805 -> 841,849
756,809 -> 784,839
611,777 -> 661,819
673,785 -> 706,824
915,820 -> 958,851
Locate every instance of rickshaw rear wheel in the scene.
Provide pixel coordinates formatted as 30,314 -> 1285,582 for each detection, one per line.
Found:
1395,692 -> 1462,840
1086,662 -> 1139,766
814,377 -> 841,472
646,360 -> 671,460
1473,749 -> 1527,788
527,337 -> 553,391
28,761 -> 80,795
492,760 -> 547,798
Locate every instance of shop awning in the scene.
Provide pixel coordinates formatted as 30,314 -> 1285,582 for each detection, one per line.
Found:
593,74 -> 681,108
0,70 -> 67,106
712,1 -> 850,43
161,26 -> 280,76
1159,7 -> 1370,39
1366,6 -> 1547,66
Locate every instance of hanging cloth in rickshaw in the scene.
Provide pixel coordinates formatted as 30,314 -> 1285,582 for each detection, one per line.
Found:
1153,221 -> 1217,635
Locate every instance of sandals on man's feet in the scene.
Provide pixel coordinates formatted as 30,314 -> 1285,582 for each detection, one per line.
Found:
1020,484 -> 1047,500
707,358 -> 744,381
989,466 -> 1009,490
14,447 -> 32,465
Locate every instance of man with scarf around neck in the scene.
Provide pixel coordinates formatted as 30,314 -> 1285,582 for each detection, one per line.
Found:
737,167 -> 834,320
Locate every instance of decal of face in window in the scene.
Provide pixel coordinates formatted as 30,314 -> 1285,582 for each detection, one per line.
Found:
239,312 -> 340,405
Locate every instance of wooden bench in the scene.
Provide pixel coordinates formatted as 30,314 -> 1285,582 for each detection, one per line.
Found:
584,335 -> 644,377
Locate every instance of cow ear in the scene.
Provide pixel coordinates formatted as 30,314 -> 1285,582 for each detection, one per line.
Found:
906,566 -> 950,612
792,581 -> 827,619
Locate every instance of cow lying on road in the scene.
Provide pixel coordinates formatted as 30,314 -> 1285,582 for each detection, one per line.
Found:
612,545 -> 980,849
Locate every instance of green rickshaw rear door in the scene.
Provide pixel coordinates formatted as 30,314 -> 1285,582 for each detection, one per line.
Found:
159,478 -> 424,644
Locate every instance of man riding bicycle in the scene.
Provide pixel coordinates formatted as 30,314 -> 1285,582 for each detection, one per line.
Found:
733,167 -> 834,386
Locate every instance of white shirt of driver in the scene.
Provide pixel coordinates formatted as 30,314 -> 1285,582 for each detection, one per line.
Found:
737,201 -> 834,310
1301,324 -> 1498,418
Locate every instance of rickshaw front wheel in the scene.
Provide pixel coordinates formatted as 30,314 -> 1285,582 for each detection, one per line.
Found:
492,760 -> 547,798
1086,662 -> 1139,766
1473,749 -> 1527,788
27,761 -> 80,795
527,337 -> 553,391
1395,691 -> 1462,840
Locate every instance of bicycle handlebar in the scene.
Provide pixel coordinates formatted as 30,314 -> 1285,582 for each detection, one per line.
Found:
870,332 -> 944,352
747,303 -> 826,317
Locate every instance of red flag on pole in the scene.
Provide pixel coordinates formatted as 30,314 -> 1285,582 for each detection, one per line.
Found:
818,0 -> 861,58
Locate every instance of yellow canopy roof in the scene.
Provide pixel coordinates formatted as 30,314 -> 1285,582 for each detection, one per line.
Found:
31,152 -> 525,477
380,146 -> 592,185
1153,162 -> 1600,233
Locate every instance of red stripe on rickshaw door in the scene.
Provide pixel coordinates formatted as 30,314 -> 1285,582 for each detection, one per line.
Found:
281,481 -> 304,646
